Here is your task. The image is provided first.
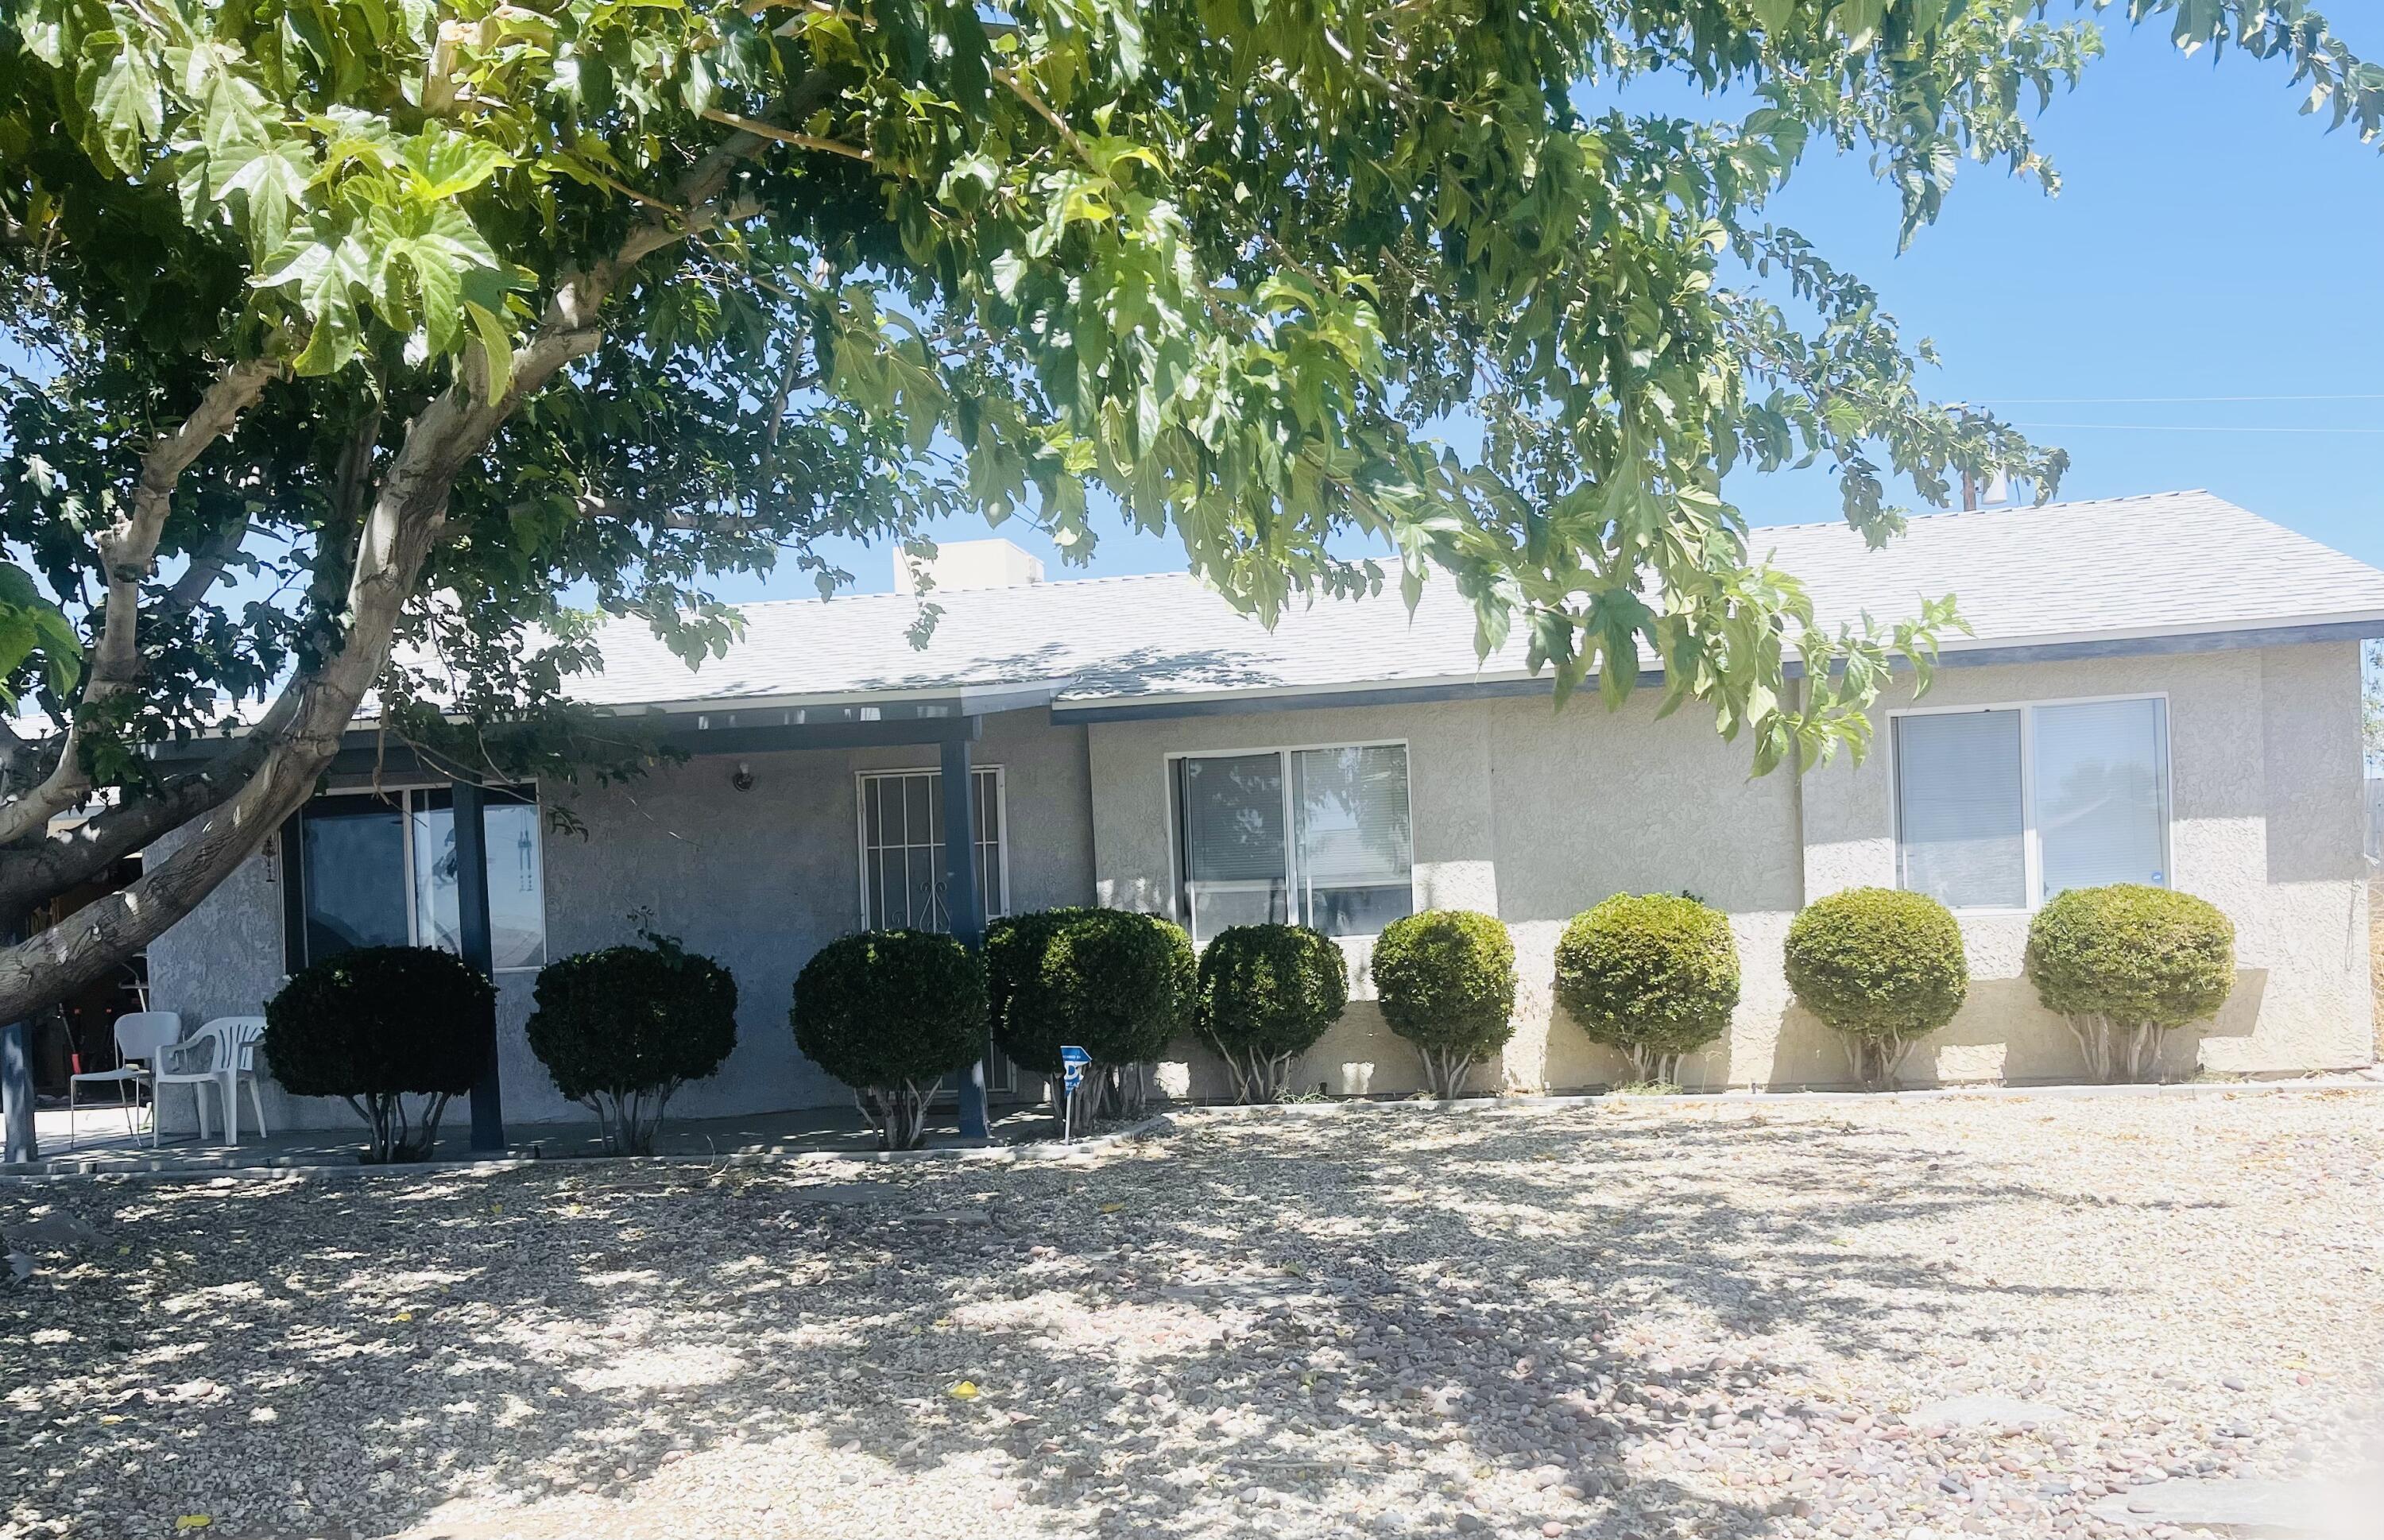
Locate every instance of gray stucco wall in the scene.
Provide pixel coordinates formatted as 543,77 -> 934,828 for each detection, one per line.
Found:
142,640 -> 2374,1132
144,707 -> 1097,1132
1086,640 -> 2374,1097
1086,691 -> 1805,1099
1800,642 -> 2373,1083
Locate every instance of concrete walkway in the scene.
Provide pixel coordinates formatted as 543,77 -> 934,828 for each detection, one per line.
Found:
11,1098 -> 1063,1178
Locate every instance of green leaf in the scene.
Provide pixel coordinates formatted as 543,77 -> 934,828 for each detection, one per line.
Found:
89,41 -> 163,173
369,202 -> 501,355
464,300 -> 513,400
257,234 -> 372,374
0,566 -> 81,702
400,130 -> 514,199
210,137 -> 315,257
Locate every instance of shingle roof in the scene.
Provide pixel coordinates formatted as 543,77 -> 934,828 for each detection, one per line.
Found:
571,490 -> 2384,713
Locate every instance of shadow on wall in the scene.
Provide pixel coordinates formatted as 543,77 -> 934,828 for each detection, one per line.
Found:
1771,969 -> 2273,1091
1159,930 -> 2282,1105
0,1109 -> 2134,1540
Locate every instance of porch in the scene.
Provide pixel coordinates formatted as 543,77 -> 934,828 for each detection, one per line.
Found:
4,682 -> 1097,1164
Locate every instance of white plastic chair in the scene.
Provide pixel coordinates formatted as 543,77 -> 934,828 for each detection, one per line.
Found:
67,1012 -> 183,1149
153,1016 -> 269,1147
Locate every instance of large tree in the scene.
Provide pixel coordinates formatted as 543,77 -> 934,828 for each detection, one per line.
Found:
0,0 -> 2373,1027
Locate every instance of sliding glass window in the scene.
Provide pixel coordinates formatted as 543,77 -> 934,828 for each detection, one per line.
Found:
291,787 -> 547,970
1893,697 -> 2169,910
1175,745 -> 1414,948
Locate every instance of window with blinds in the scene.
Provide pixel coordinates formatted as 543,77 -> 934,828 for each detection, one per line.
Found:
1893,697 -> 2169,910
857,768 -> 1006,931
1894,710 -> 2026,908
1175,744 -> 1414,947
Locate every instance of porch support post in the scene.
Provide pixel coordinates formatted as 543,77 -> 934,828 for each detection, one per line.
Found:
1,1017 -> 32,1163
2,908 -> 31,1162
940,733 -> 990,1141
452,781 -> 505,1152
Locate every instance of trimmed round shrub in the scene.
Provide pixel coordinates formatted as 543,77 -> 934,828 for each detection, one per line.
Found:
792,929 -> 986,1149
2025,884 -> 2235,1083
989,907 -> 1194,1119
1555,893 -> 1740,1087
527,934 -> 739,1154
1371,909 -> 1517,1099
1782,888 -> 1967,1089
1196,923 -> 1349,1103
264,946 -> 495,1163
983,907 -> 1093,1076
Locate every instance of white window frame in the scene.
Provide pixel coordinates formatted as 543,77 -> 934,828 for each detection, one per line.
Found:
1163,737 -> 1418,942
294,784 -> 551,973
852,765 -> 1010,932
1886,691 -> 2173,915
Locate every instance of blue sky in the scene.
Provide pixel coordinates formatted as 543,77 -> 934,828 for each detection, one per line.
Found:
777,16 -> 2384,602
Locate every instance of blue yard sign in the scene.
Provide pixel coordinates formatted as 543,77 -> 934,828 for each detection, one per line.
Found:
1059,1045 -> 1092,1143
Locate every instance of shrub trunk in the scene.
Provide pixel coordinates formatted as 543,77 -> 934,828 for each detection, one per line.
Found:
1414,1046 -> 1479,1100
1221,1048 -> 1300,1105
1623,1045 -> 1685,1087
346,1091 -> 455,1163
857,1079 -> 941,1150
585,1084 -> 680,1155
2061,1014 -> 2171,1084
1841,1035 -> 1918,1093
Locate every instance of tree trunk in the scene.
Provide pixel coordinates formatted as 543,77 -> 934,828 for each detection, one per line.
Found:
866,1081 -> 935,1151
1417,1047 -> 1473,1100
1223,1048 -> 1303,1103
1842,1034 -> 1914,1092
0,106 -> 815,1039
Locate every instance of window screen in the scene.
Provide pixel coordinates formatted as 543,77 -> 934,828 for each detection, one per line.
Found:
410,788 -> 548,970
1893,698 -> 2173,911
1293,745 -> 1415,938
300,800 -> 408,961
1894,710 -> 2026,909
1177,745 -> 1413,946
2035,697 -> 2169,896
1177,753 -> 1288,946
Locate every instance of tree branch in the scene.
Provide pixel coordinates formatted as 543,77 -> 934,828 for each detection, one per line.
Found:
0,356 -> 281,850
157,516 -> 255,621
697,108 -> 869,163
0,741 -> 265,918
0,111 -> 796,1016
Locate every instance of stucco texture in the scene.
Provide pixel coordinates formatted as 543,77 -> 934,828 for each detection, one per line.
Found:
144,642 -> 2373,1130
1087,693 -> 1803,1098
145,709 -> 1097,1131
1090,642 -> 2374,1098
1800,643 -> 2373,1085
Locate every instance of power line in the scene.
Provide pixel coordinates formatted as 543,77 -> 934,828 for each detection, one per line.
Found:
1978,393 -> 2384,404
2009,421 -> 2384,435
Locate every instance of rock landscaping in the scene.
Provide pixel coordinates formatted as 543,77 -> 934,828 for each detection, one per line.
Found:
2,1089 -> 2381,1538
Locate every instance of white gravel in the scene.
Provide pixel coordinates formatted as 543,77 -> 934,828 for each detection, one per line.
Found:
3,1089 -> 2381,1539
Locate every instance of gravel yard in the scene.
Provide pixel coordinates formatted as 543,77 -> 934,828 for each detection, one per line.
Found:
4,1090 -> 2382,1540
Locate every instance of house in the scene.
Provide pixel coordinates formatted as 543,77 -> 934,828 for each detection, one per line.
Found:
145,489 -> 2384,1129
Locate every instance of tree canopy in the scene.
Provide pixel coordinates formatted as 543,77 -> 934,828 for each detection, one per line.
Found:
0,0 -> 2373,1022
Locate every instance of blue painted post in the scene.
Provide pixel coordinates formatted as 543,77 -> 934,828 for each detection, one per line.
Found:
452,781 -> 505,1152
1,1017 -> 32,1163
939,734 -> 990,1141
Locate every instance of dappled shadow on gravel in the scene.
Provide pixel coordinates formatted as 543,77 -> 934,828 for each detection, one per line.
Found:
0,1101 -> 2247,1539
